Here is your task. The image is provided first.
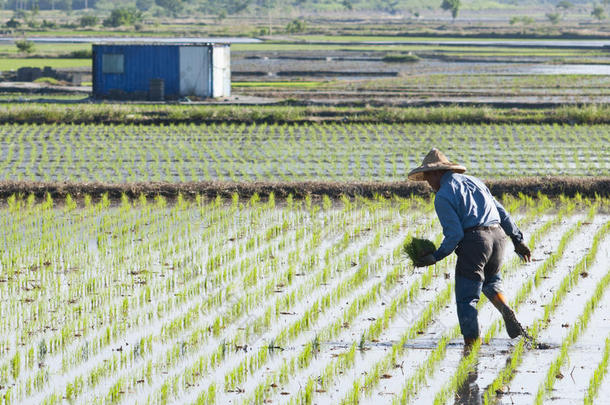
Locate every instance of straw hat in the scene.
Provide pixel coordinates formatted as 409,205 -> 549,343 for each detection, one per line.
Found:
407,148 -> 466,181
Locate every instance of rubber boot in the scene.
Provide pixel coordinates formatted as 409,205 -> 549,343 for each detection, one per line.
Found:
489,292 -> 530,339
463,336 -> 482,352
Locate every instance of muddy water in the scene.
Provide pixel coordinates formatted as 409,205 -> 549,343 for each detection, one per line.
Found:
465,216 -> 582,368
284,213 -> 535,405
234,55 -> 610,81
411,215 -> 585,405
523,64 -> 610,75
498,216 -> 610,403
267,222 -> 442,403
194,213 -> 417,404
307,274 -> 455,404
549,289 -> 610,404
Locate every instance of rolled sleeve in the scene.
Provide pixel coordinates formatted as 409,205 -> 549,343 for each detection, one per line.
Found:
493,198 -> 524,244
433,195 -> 464,261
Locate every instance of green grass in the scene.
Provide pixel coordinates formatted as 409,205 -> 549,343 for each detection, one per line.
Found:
0,38 -> 600,60
233,42 -> 607,59
382,53 -> 420,63
33,77 -> 61,85
1,104 -> 609,125
23,29 -> 176,37
233,81 -> 325,88
431,49 -> 605,57
0,43 -> 91,56
232,43 -> 349,51
290,35 -> 602,43
0,58 -> 89,70
0,94 -> 88,101
354,73 -> 610,90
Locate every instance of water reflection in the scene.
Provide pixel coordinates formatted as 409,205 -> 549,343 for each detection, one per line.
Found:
454,347 -> 482,405
526,64 -> 610,75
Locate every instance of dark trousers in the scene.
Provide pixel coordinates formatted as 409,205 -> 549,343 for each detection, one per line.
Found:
454,226 -> 506,339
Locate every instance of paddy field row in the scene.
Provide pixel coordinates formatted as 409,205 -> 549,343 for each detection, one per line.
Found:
0,122 -> 608,183
0,193 -> 609,404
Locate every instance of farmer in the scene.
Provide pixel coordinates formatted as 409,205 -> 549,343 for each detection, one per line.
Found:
408,148 -> 531,347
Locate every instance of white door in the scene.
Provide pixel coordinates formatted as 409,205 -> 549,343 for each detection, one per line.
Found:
212,46 -> 231,98
179,46 -> 210,97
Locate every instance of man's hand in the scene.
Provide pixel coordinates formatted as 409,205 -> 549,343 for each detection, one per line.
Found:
514,242 -> 531,262
414,253 -> 436,267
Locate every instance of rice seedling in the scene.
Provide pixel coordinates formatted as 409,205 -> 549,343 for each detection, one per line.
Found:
402,236 -> 436,263
382,201 -> 566,403
0,122 -> 608,182
112,196 -> 400,400
584,336 -> 610,405
1,193 -> 607,405
426,203 -> 592,403
320,197 -> 549,405
532,223 -> 610,404
482,217 -> 610,405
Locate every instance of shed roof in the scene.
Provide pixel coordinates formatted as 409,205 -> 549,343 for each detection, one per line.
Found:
0,37 -> 256,45
93,42 -> 230,47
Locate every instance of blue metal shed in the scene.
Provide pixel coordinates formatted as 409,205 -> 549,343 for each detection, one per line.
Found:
92,43 -> 230,100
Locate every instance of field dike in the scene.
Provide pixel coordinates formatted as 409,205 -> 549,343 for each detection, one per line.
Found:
1,177 -> 610,201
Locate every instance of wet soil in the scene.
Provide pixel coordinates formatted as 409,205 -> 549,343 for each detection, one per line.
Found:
0,177 -> 609,201
230,50 -> 610,107
494,219 -> 610,404
3,47 -> 609,108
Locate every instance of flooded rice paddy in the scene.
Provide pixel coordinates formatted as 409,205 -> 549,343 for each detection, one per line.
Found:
0,123 -> 608,183
0,194 -> 609,404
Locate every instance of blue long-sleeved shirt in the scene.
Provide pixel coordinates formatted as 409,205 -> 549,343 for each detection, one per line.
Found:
432,172 -> 523,261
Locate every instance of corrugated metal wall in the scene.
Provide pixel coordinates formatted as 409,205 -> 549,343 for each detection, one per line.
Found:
93,44 -> 230,99
179,46 -> 211,97
93,44 -> 180,98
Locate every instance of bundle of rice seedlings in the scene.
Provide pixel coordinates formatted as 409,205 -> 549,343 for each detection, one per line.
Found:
402,236 -> 436,263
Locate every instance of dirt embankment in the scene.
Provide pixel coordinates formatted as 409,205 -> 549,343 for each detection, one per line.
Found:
0,177 -> 608,202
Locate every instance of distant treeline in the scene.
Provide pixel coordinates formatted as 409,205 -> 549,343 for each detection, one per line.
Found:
2,0 -> 603,14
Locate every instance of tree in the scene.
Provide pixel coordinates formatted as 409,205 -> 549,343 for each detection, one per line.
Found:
6,17 -> 20,28
57,0 -> 72,11
556,0 -> 572,18
136,0 -> 154,12
509,16 -> 534,26
79,15 -> 97,27
285,18 -> 306,33
215,10 -> 226,22
546,12 -> 561,24
226,0 -> 250,14
385,0 -> 400,15
103,7 -> 142,27
155,0 -> 183,16
71,0 -> 98,9
440,0 -> 460,19
257,0 -> 277,9
199,0 -> 250,15
509,15 -> 534,34
15,38 -> 34,54
591,4 -> 606,20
